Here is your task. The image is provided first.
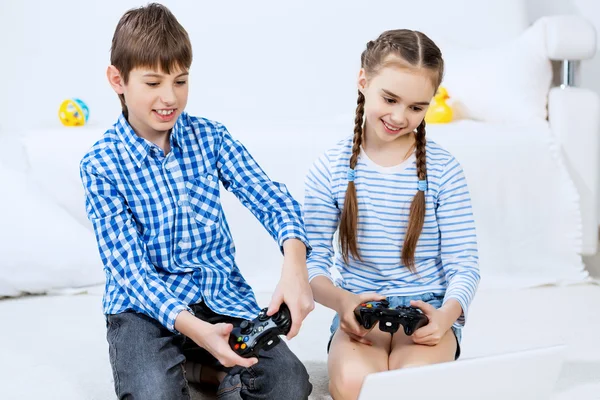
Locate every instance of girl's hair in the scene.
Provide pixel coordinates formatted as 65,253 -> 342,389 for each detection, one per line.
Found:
339,29 -> 444,272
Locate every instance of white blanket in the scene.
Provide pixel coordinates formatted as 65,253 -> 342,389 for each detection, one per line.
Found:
426,120 -> 587,288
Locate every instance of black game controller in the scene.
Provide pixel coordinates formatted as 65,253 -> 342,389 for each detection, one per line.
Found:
229,303 -> 292,358
354,299 -> 429,335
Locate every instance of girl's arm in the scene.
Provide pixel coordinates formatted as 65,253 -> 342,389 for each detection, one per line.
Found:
436,156 -> 481,328
309,275 -> 348,311
304,151 -> 385,318
304,153 -> 339,286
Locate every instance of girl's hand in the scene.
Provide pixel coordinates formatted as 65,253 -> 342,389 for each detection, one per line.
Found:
409,300 -> 456,346
335,291 -> 386,345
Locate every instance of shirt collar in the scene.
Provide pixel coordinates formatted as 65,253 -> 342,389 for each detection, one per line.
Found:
170,113 -> 187,150
115,113 -> 187,168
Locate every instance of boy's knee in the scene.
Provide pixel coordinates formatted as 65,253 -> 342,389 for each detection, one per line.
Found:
118,369 -> 190,400
264,354 -> 312,400
284,357 -> 312,399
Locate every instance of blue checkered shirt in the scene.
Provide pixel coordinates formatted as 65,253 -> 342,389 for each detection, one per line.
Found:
80,113 -> 310,332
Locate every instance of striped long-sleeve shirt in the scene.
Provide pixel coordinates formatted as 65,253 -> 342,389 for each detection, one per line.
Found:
304,136 -> 480,327
80,113 -> 310,332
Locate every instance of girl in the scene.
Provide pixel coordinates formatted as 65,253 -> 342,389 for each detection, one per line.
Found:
305,30 -> 480,400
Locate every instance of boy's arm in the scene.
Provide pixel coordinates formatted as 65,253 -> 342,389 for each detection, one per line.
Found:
216,125 -> 310,254
436,157 -> 481,329
81,163 -> 190,333
215,125 -> 312,338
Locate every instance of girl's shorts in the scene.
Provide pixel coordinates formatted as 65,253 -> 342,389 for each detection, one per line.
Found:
327,292 -> 461,360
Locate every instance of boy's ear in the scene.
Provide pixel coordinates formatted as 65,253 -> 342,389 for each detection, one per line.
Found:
107,65 -> 125,94
357,68 -> 367,94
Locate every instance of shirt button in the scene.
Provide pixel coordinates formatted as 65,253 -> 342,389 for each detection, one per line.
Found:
177,200 -> 185,207
207,175 -> 213,181
181,237 -> 190,243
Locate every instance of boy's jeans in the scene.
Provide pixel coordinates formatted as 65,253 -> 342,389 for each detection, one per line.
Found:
106,302 -> 312,400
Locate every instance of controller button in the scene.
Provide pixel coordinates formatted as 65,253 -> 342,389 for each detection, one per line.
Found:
243,336 -> 249,342
241,344 -> 247,350
240,320 -> 252,334
234,344 -> 240,350
258,327 -> 264,332
366,304 -> 373,308
237,337 -> 243,343
258,311 -> 269,321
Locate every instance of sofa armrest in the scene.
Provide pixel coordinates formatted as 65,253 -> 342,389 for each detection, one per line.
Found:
540,16 -> 596,60
548,86 -> 600,255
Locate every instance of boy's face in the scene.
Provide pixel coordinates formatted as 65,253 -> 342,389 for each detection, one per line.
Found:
108,65 -> 189,139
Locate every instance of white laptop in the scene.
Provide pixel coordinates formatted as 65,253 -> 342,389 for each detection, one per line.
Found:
359,345 -> 566,400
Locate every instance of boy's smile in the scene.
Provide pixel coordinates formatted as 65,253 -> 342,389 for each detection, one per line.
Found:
153,108 -> 177,122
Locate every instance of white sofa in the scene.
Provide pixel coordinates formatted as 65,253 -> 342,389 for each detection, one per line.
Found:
1,0 -> 599,398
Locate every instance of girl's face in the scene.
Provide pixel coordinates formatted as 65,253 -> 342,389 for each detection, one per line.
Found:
358,61 -> 436,146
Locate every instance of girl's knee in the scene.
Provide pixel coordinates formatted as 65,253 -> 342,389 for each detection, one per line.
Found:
328,366 -> 367,400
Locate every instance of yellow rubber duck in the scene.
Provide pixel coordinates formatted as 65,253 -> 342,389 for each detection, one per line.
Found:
425,87 -> 453,124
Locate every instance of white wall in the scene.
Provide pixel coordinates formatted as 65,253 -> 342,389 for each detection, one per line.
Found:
1,0 -> 598,220
1,1 -> 597,131
0,0 -> 530,133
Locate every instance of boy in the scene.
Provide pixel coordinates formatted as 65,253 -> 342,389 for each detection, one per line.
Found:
80,3 -> 313,399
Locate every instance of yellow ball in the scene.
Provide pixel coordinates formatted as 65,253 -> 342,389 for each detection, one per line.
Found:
58,98 -> 89,126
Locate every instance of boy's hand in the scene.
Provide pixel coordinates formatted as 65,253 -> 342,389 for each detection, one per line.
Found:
194,322 -> 258,368
267,239 -> 314,340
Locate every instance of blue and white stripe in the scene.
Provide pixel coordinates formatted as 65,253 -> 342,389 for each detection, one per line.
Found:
304,136 -> 480,327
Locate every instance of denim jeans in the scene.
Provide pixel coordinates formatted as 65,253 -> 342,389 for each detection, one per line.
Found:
106,302 -> 312,399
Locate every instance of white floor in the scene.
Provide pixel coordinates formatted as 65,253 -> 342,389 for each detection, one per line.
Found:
1,283 -> 599,399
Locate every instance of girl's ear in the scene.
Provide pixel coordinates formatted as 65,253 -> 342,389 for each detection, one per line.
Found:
357,68 -> 367,94
107,65 -> 125,95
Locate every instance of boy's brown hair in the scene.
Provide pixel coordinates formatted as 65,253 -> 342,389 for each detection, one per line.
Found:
110,3 -> 193,117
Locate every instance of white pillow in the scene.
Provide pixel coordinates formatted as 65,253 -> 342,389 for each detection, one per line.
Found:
0,165 -> 104,297
439,19 -> 552,124
0,132 -> 30,174
20,126 -> 106,231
